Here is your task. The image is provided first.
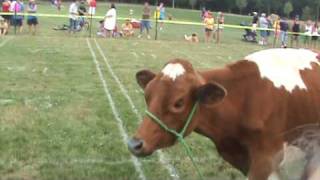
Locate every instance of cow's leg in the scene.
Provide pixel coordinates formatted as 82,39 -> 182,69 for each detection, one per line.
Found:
248,141 -> 283,180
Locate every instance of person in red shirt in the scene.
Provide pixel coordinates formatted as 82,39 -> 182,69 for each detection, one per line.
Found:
2,0 -> 11,26
88,0 -> 96,15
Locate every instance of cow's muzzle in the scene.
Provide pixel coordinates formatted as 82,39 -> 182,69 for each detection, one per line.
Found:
128,137 -> 151,157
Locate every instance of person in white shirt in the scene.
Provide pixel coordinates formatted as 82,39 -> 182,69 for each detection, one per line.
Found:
103,3 -> 116,38
69,0 -> 79,33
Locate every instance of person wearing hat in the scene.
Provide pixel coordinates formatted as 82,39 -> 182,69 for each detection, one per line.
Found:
27,0 -> 38,35
203,11 -> 214,43
0,16 -> 9,36
259,13 -> 269,45
252,12 -> 258,33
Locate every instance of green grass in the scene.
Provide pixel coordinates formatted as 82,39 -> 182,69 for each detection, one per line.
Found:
0,2 -> 311,180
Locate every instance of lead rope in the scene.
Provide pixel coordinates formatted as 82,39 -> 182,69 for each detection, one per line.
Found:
145,102 -> 204,180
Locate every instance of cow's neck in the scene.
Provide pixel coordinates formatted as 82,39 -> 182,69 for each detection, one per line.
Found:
194,61 -> 260,141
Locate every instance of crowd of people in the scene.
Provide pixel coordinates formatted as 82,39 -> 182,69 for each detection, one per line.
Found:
0,0 -> 38,35
0,0 -> 319,48
251,12 -> 320,48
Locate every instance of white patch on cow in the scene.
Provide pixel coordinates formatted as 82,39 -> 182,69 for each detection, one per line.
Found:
245,48 -> 320,92
161,63 -> 186,81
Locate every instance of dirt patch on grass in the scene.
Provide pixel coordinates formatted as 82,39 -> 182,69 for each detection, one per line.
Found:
0,105 -> 34,124
64,100 -> 93,121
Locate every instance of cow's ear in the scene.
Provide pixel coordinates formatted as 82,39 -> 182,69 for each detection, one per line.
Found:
136,70 -> 156,89
195,82 -> 227,104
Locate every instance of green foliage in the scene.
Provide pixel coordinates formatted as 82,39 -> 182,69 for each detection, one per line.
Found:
235,0 -> 248,14
189,0 -> 198,9
302,6 -> 313,20
284,1 -> 293,17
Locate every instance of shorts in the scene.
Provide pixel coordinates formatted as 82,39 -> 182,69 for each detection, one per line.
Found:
260,30 -> 267,37
27,17 -> 38,25
140,19 -> 151,31
88,7 -> 96,15
2,15 -> 11,21
252,23 -> 257,31
12,18 -> 23,26
205,28 -> 213,32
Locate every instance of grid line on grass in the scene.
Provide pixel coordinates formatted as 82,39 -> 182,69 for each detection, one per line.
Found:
94,38 -> 180,180
0,36 -> 14,47
86,38 -> 146,180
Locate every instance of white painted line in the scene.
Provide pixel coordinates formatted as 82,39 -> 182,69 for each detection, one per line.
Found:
86,38 -> 146,180
0,36 -> 13,47
94,38 -> 180,180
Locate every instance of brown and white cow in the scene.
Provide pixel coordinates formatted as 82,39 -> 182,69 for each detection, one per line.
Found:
128,48 -> 320,180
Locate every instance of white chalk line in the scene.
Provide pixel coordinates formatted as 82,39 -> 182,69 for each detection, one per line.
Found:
94,38 -> 180,180
0,36 -> 14,47
86,38 -> 146,180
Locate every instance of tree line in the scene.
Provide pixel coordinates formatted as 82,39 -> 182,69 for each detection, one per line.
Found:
115,0 -> 320,20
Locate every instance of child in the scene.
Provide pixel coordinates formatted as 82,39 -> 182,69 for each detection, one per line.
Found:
184,33 -> 199,43
97,20 -> 105,37
204,11 -> 214,43
120,19 -> 134,37
0,16 -> 8,36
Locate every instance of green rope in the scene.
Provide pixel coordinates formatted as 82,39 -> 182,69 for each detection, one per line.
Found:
145,102 -> 204,180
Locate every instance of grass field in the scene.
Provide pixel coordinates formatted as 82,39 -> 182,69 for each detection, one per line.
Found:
0,1 -> 312,180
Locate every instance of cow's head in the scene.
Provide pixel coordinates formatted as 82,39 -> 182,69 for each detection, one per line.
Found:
128,59 -> 227,157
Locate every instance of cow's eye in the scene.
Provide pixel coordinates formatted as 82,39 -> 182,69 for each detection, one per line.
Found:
174,99 -> 184,109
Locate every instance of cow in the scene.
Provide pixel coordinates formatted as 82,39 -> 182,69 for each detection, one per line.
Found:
127,48 -> 320,180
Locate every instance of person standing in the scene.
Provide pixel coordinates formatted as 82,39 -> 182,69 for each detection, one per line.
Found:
304,20 -> 313,48
27,0 -> 38,35
273,16 -> 280,45
258,13 -> 269,45
279,17 -> 289,48
88,0 -> 96,15
2,0 -> 11,27
138,2 -> 151,39
290,16 -> 300,48
252,12 -> 258,33
203,11 -> 214,43
216,11 -> 224,43
68,0 -> 79,33
78,0 -> 87,30
10,0 -> 24,33
310,22 -> 319,49
159,2 -> 165,31
103,3 -> 116,38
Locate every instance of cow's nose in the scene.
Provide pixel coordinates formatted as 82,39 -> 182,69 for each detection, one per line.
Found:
128,137 -> 144,155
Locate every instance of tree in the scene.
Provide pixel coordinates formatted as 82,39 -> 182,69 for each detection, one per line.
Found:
283,1 -> 293,17
302,6 -> 313,20
236,0 -> 248,14
189,0 -> 197,9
